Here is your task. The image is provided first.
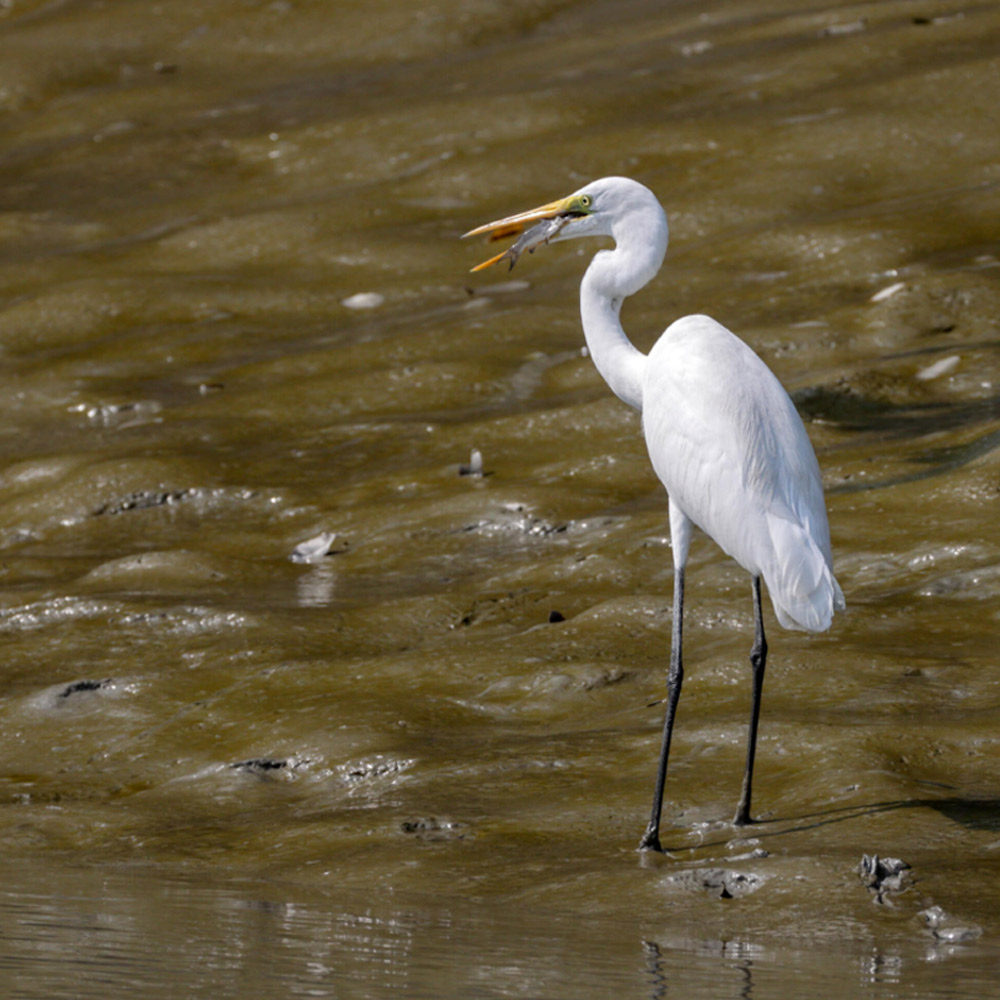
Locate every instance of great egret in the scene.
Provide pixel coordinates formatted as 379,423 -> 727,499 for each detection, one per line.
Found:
464,176 -> 844,852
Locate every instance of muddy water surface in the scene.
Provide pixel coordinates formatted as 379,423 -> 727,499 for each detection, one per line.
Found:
1,0 -> 999,996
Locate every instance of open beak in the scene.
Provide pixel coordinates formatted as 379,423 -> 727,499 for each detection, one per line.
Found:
462,195 -> 576,272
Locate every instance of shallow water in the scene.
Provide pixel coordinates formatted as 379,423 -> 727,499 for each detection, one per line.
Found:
1,0 -> 999,996
2,863 -> 999,1000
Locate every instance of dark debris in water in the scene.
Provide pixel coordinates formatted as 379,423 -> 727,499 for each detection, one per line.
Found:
345,759 -> 402,781
231,757 -> 289,773
859,854 -> 911,904
94,490 -> 192,516
230,757 -> 309,777
400,817 -> 465,841
59,678 -> 112,698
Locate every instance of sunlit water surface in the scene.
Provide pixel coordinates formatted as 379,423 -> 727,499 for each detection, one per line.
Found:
0,0 -> 999,996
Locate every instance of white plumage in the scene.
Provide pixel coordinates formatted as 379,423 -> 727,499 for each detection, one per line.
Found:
642,313 -> 843,632
465,176 -> 844,852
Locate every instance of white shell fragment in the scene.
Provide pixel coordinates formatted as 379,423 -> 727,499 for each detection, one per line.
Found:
342,292 -> 385,310
290,532 -> 338,564
870,281 -> 905,302
459,448 -> 483,477
822,18 -> 867,36
916,355 -> 960,381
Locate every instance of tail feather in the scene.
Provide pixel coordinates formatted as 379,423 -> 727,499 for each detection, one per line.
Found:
764,511 -> 844,632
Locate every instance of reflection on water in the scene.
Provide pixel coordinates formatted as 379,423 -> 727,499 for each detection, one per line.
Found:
0,861 -> 997,1000
295,562 -> 337,608
1,0 -> 999,995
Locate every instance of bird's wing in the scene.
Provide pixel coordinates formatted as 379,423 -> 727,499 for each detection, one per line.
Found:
642,315 -> 841,630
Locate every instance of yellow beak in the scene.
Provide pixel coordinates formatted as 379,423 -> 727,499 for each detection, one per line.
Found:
462,195 -> 576,272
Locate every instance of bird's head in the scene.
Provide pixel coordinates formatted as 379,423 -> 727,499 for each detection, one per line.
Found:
463,176 -> 665,274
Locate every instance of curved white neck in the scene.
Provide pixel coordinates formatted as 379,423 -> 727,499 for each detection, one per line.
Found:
580,271 -> 646,411
578,203 -> 668,413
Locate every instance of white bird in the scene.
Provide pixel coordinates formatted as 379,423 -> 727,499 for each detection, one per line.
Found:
464,176 -> 844,852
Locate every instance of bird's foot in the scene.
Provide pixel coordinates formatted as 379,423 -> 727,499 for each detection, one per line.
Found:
637,824 -> 663,853
731,810 -> 755,828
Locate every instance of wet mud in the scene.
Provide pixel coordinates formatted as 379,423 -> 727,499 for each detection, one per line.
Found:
0,0 -> 999,996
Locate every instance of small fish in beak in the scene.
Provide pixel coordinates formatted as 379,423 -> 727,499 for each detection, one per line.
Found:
469,215 -> 571,272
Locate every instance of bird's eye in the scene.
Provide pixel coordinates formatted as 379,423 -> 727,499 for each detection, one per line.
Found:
579,194 -> 592,209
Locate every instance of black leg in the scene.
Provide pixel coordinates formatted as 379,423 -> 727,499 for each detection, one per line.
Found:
734,575 -> 767,827
639,566 -> 684,852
